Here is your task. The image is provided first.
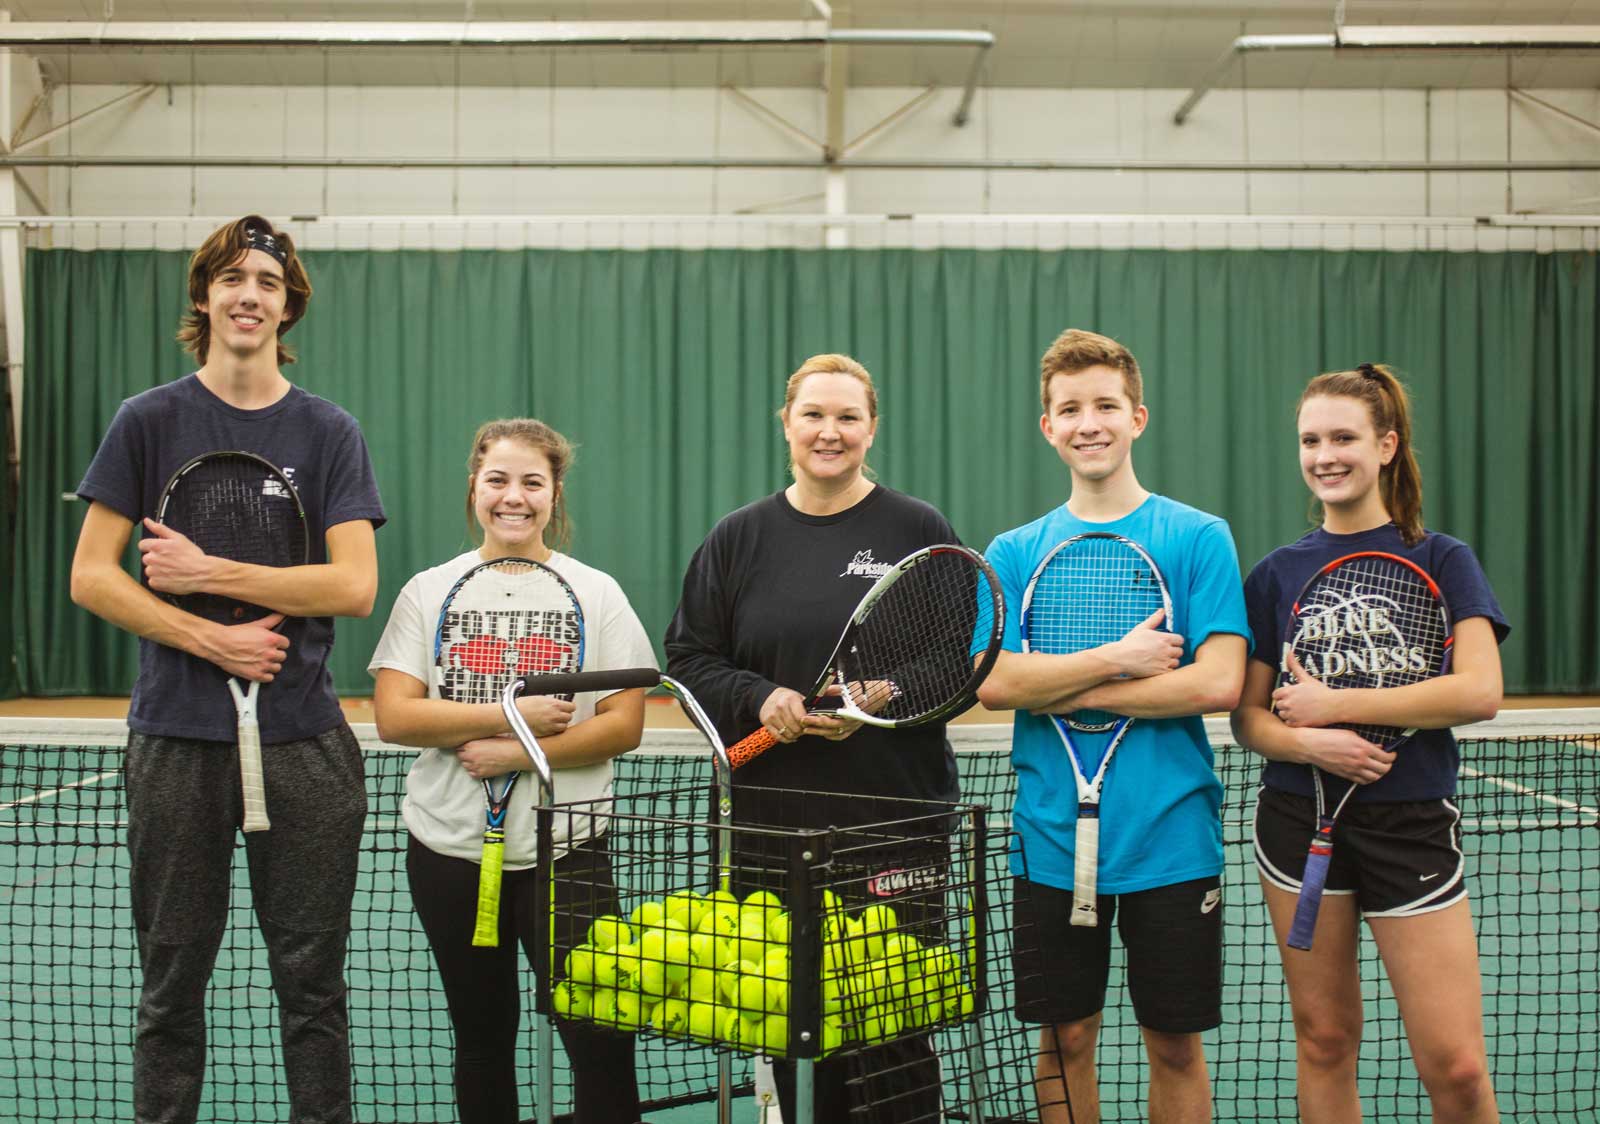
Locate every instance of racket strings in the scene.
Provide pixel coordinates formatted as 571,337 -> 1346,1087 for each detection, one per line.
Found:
436,563 -> 582,706
163,457 -> 306,624
1026,539 -> 1167,730
1289,556 -> 1450,748
841,552 -> 999,722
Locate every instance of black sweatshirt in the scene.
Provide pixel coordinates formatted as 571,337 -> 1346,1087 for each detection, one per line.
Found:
664,486 -> 961,832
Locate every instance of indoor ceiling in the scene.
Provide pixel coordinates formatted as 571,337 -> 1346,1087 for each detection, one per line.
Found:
7,1 -> 1600,88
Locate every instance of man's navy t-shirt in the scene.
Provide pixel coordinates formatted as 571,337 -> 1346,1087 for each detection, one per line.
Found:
78,374 -> 386,743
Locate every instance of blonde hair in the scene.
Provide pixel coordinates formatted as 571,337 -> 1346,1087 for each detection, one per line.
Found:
1039,328 -> 1143,410
1298,363 -> 1424,546
465,418 -> 577,551
779,353 -> 879,421
176,215 -> 311,366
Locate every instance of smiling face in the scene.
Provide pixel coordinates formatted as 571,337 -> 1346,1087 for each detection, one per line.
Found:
198,248 -> 288,360
782,371 -> 878,488
471,438 -> 557,559
1297,393 -> 1397,514
1040,364 -> 1148,483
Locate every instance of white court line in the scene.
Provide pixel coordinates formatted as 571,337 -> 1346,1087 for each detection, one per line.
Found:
0,770 -> 119,812
1462,766 -> 1600,817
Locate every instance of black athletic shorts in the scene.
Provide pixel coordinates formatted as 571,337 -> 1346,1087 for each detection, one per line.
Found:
1011,875 -> 1223,1034
1254,785 -> 1468,918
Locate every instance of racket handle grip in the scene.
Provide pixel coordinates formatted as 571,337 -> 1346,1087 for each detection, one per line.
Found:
238,721 -> 271,834
1287,848 -> 1333,951
514,668 -> 660,696
1070,810 -> 1100,927
727,727 -> 778,770
472,837 -> 506,948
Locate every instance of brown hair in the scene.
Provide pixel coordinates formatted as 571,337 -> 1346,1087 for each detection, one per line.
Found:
779,353 -> 880,420
176,216 -> 312,366
465,418 -> 577,551
1297,363 -> 1424,545
1039,328 -> 1143,411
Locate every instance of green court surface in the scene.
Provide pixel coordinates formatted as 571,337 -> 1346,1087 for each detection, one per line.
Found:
2,713 -> 1595,1122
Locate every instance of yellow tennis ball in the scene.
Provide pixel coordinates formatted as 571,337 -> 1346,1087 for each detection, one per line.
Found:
589,988 -> 620,1027
650,996 -> 691,1037
610,943 -> 643,991
551,981 -> 593,1020
687,1001 -> 721,1042
565,944 -> 599,986
743,889 -> 783,914
612,989 -> 650,1031
630,900 -> 667,930
766,910 -> 791,945
686,965 -> 719,1004
820,1015 -> 846,1056
588,915 -> 633,951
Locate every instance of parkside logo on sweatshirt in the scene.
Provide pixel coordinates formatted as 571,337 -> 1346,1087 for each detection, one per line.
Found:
839,549 -> 893,579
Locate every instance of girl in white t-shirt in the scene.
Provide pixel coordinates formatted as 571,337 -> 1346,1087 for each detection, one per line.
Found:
369,418 -> 657,1124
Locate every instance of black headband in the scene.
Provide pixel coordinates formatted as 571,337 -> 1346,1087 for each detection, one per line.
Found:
243,226 -> 289,269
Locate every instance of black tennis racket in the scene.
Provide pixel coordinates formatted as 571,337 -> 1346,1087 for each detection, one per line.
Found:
1020,532 -> 1172,927
725,544 -> 1004,769
1281,551 -> 1453,951
433,557 -> 585,948
155,450 -> 308,834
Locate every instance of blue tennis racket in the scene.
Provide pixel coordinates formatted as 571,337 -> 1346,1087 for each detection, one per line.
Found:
433,557 -> 585,948
1021,533 -> 1172,927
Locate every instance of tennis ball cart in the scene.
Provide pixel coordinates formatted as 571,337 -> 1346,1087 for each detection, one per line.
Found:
501,671 -> 999,1124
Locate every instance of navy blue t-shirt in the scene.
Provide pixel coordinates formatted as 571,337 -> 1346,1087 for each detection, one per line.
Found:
1243,523 -> 1509,802
77,374 -> 386,743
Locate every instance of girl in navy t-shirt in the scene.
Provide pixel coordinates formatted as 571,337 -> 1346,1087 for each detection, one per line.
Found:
1232,363 -> 1509,1123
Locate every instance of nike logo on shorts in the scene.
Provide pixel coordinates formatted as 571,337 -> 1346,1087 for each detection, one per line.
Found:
1419,872 -> 1440,882
1201,888 -> 1222,914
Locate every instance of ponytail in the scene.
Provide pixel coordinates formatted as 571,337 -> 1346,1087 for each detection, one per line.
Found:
1297,363 -> 1424,545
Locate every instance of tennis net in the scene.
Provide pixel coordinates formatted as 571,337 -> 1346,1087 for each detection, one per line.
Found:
1,711 -> 1595,1122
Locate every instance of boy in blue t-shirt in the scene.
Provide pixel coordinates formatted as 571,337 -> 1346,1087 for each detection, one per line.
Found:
71,217 -> 385,1124
978,328 -> 1249,1124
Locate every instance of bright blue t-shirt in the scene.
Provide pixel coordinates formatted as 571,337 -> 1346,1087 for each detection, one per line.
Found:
1242,523 -> 1509,802
983,494 -> 1251,895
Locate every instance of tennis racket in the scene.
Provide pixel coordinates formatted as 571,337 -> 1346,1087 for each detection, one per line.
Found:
1020,532 -> 1172,927
725,544 -> 1004,769
1281,551 -> 1453,951
434,556 -> 585,948
155,450 -> 308,834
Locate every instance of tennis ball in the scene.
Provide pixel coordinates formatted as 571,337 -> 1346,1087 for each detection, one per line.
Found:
946,983 -> 975,1021
820,889 -> 844,917
705,888 -> 740,915
631,900 -> 668,930
860,904 -> 898,961
733,911 -> 771,964
733,960 -> 768,1014
590,950 -> 621,990
766,910 -> 791,945
697,904 -> 740,942
611,943 -> 643,991
650,996 -> 691,1037
637,929 -> 678,996
688,930 -> 727,971
861,1005 -> 902,1044
723,1009 -> 765,1053
661,932 -> 694,982
717,960 -> 746,1005
687,1001 -> 721,1043
589,988 -> 620,1027
662,889 -> 707,931
759,1014 -> 789,1056
686,965 -> 719,1004
613,989 -> 650,1031
565,944 -> 599,986
760,947 -> 790,981
551,981 -> 593,1020
588,915 -> 633,951
743,889 -> 783,914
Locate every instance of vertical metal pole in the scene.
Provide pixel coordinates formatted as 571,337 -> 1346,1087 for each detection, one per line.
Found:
963,807 -> 991,1123
796,1058 -> 815,1124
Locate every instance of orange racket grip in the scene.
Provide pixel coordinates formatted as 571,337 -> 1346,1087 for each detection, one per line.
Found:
727,727 -> 779,769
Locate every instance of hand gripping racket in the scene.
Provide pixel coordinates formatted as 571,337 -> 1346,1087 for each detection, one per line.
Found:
433,557 -> 585,948
1282,551 -> 1453,951
725,544 -> 1004,769
155,450 -> 308,834
1020,532 -> 1172,927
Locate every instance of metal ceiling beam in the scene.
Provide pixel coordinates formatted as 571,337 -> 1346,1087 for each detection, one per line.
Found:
1175,24 -> 1600,125
8,154 -> 1600,172
0,20 -> 993,127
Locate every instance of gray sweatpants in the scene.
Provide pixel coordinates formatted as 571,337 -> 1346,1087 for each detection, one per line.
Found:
125,726 -> 368,1124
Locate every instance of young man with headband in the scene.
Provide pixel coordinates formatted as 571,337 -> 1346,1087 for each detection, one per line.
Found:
70,217 -> 385,1124
977,328 -> 1250,1123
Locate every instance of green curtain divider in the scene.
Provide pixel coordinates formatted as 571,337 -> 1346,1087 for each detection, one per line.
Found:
15,247 -> 1599,697
1,362 -> 18,699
